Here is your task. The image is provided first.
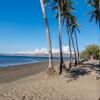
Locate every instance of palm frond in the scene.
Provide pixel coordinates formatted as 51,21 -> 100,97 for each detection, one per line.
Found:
87,0 -> 100,28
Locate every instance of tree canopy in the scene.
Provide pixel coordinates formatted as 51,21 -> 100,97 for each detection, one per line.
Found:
80,44 -> 100,59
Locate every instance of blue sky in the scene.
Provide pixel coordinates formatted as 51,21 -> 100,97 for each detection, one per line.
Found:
0,0 -> 99,53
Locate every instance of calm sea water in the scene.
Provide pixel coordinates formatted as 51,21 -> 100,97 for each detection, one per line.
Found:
0,56 -> 69,67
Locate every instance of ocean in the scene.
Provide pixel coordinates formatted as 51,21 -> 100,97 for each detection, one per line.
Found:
0,56 -> 69,67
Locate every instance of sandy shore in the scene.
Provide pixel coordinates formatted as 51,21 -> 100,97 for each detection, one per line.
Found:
0,60 -> 100,100
0,62 -> 58,83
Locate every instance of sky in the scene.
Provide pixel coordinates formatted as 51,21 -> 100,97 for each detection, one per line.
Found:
0,0 -> 99,54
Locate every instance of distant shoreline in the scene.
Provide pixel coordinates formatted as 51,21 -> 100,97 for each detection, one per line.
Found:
0,61 -> 46,68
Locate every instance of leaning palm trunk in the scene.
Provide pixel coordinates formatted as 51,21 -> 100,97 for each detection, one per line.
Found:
58,8 -> 65,74
40,0 -> 53,69
66,25 -> 72,71
74,31 -> 80,60
98,24 -> 100,65
70,32 -> 77,66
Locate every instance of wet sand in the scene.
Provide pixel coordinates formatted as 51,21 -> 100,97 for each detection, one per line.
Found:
0,62 -> 58,83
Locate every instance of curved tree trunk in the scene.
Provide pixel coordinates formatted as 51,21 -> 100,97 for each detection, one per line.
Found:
66,25 -> 72,71
70,32 -> 77,66
74,31 -> 80,60
58,8 -> 65,74
40,0 -> 53,69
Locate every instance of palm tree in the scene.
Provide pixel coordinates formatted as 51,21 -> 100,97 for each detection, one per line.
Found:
40,0 -> 55,73
70,16 -> 80,65
59,0 -> 76,71
52,0 -> 73,72
87,0 -> 100,65
70,30 -> 77,66
44,0 -> 78,71
53,0 -> 77,71
87,0 -> 100,27
74,30 -> 80,60
58,1 -> 66,74
67,25 -> 73,70
44,0 -> 66,74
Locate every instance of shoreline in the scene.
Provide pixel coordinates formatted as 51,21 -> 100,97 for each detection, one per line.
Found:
0,61 -> 58,83
0,60 -> 100,100
0,61 -> 48,68
0,60 -> 99,83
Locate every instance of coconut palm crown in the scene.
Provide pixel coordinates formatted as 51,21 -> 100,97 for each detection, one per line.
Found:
87,0 -> 100,28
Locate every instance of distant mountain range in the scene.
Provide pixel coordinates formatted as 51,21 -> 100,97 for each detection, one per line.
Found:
0,46 -> 74,57
0,53 -> 71,57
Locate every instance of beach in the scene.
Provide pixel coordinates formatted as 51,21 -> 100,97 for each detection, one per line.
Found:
0,61 -> 100,100
0,62 -> 59,83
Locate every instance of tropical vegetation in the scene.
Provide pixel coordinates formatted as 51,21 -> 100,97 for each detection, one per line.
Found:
80,44 -> 100,60
40,0 -> 100,74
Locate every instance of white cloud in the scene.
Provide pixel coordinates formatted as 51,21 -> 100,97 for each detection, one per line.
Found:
15,45 -> 73,54
33,48 -> 48,54
32,45 -> 70,54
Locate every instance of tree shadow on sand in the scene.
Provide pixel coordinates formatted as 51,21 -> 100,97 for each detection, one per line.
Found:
88,63 -> 100,71
65,62 -> 100,82
65,67 -> 91,82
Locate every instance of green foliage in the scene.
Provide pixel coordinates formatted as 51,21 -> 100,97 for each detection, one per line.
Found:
80,44 -> 100,59
87,0 -> 100,28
